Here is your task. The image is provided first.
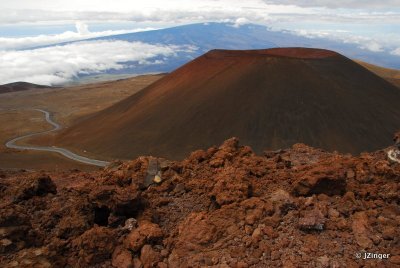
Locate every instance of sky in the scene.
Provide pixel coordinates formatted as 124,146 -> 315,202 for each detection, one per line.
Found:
0,0 -> 399,85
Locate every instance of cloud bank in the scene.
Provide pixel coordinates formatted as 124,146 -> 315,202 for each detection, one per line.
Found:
0,41 -> 196,85
292,29 -> 400,54
1,0 -> 398,26
263,0 -> 400,9
392,48 -> 400,56
0,22 -> 155,50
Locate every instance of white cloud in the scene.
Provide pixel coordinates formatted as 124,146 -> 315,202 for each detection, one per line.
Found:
292,29 -> 394,53
233,18 -> 250,28
0,22 -> 156,50
0,1 -> 322,25
392,48 -> 400,56
0,40 -> 196,85
359,41 -> 384,53
75,21 -> 90,35
263,0 -> 400,9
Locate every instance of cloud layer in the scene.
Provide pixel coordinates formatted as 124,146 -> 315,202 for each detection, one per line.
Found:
0,23 -> 155,50
292,29 -> 400,53
1,0 -> 398,26
264,0 -> 400,9
0,40 -> 195,85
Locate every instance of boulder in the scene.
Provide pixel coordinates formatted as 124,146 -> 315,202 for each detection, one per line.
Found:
124,221 -> 163,252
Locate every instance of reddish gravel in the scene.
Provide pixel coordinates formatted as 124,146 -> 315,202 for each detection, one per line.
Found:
1,136 -> 400,267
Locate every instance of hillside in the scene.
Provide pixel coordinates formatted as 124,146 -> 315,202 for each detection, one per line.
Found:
0,74 -> 164,171
0,82 -> 51,94
56,47 -> 400,160
356,60 -> 400,88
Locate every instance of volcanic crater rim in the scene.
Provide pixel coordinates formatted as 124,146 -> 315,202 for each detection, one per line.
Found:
206,47 -> 340,59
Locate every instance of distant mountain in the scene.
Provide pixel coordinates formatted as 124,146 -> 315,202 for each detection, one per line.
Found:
56,48 -> 400,160
0,82 -> 51,94
356,60 -> 400,88
48,23 -> 400,81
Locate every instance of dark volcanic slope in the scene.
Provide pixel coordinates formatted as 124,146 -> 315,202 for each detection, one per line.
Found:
0,82 -> 51,94
57,48 -> 400,160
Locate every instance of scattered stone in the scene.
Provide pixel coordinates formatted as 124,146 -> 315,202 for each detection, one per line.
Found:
328,208 -> 340,219
387,148 -> 400,164
73,226 -> 117,266
351,212 -> 373,249
123,218 -> 138,231
298,208 -> 326,231
316,255 -> 330,268
140,244 -> 161,268
270,189 -> 296,215
210,169 -> 251,206
293,167 -> 346,196
382,226 -> 396,240
124,221 -> 163,252
112,246 -> 133,268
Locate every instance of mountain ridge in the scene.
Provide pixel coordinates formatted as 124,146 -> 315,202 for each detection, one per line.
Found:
0,82 -> 51,94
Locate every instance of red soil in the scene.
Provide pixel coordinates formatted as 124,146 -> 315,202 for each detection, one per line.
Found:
1,136 -> 400,267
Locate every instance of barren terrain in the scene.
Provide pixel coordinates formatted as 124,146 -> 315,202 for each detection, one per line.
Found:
357,60 -> 400,88
0,109 -> 93,171
1,52 -> 399,170
0,74 -> 164,170
0,137 -> 399,267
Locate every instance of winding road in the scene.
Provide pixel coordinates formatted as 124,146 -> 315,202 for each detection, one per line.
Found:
5,109 -> 110,167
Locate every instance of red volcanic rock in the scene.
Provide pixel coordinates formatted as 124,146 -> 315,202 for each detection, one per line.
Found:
112,246 -> 133,268
1,138 -> 400,267
15,175 -> 57,201
270,189 -> 296,215
210,168 -> 251,206
140,244 -> 161,268
0,206 -> 38,254
72,226 -> 117,266
293,164 -> 347,196
351,212 -> 373,249
124,221 -> 163,252
298,208 -> 326,231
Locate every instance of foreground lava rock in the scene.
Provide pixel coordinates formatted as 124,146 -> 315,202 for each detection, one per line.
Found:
1,138 -> 399,267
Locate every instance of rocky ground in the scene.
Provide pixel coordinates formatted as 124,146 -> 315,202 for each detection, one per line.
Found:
0,137 -> 399,268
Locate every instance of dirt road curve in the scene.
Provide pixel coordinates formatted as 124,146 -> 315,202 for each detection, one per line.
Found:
4,109 -> 110,167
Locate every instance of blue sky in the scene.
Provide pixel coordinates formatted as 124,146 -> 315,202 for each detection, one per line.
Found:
0,0 -> 399,85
